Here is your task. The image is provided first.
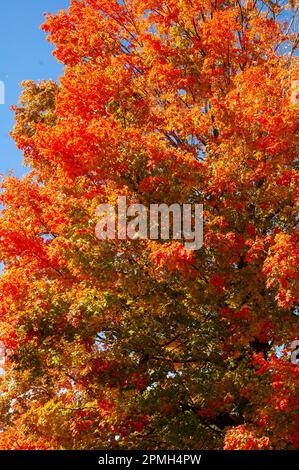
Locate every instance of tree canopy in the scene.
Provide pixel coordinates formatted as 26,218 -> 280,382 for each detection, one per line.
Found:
0,0 -> 298,450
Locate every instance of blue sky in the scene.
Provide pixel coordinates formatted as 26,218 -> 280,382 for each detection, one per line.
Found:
0,0 -> 69,178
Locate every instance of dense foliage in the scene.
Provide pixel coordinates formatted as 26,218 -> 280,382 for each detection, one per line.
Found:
0,0 -> 298,449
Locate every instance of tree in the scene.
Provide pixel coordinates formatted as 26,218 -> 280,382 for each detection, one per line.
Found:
0,0 -> 298,450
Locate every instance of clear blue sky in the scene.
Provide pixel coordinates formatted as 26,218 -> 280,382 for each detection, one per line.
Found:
0,0 -> 69,178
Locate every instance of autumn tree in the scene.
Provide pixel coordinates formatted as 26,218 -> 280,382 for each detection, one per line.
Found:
0,0 -> 298,450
